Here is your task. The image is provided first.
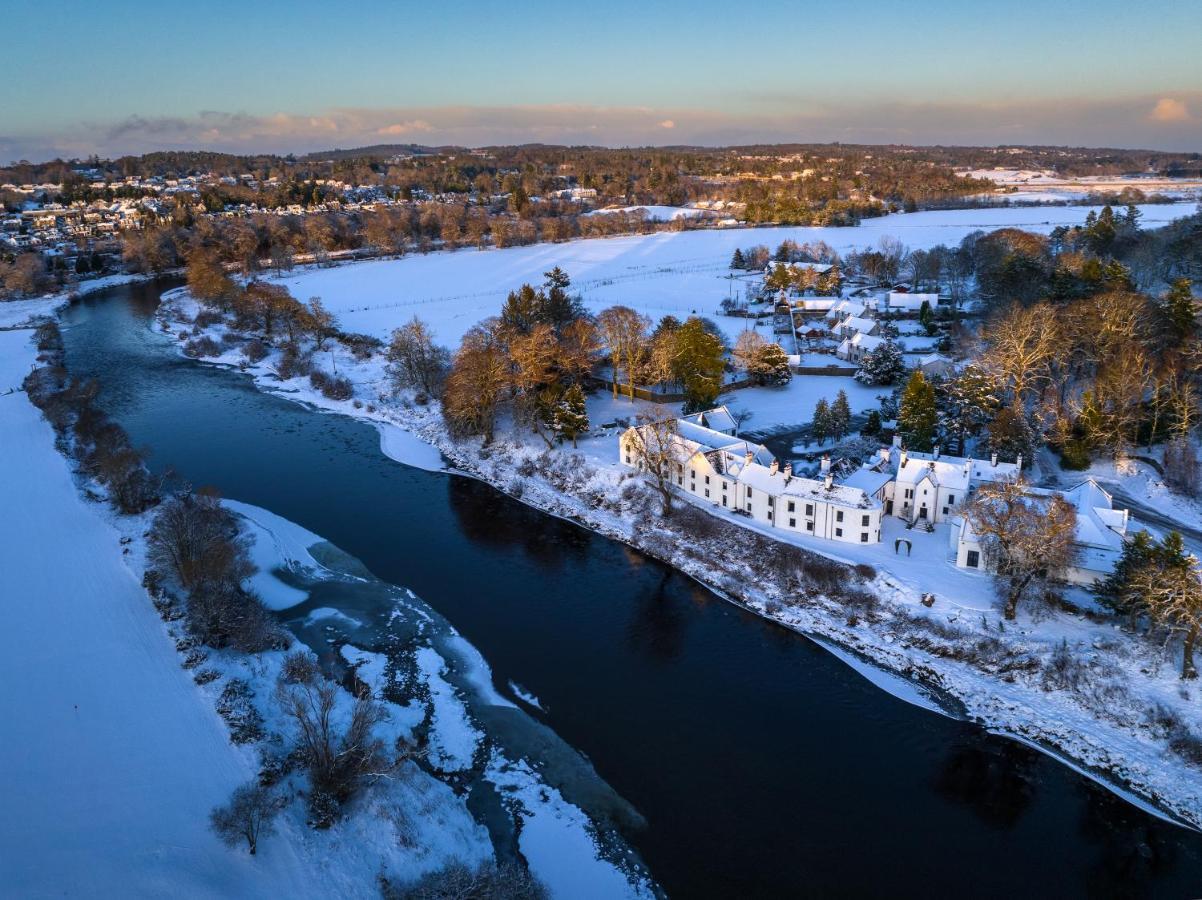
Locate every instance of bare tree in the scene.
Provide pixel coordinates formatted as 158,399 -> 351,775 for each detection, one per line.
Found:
1123,551 -> 1202,679
442,322 -> 511,443
386,317 -> 450,398
147,490 -> 254,591
210,782 -> 285,855
624,414 -> 680,516
596,306 -> 651,400
963,481 -> 1078,620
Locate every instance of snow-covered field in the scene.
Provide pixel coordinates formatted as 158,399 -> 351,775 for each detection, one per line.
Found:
261,202 -> 1197,349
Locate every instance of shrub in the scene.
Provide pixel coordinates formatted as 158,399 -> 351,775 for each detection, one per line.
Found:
383,861 -> 548,900
34,321 -> 63,353
275,349 -> 311,380
281,650 -> 320,685
210,781 -> 284,855
183,336 -> 221,358
216,679 -> 265,744
194,309 -> 223,328
1058,438 -> 1092,470
242,339 -> 268,363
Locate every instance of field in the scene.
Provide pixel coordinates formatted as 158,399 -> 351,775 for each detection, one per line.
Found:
265,202 -> 1197,350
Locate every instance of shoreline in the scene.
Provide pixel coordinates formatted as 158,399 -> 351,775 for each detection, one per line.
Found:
150,286 -> 1202,835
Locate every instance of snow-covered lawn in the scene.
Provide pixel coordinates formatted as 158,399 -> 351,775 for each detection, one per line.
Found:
262,203 -> 1195,348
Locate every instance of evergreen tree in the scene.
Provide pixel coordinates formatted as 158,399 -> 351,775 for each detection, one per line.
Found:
987,402 -> 1036,461
1096,530 -> 1159,617
830,389 -> 852,440
936,364 -> 1000,455
1162,278 -> 1198,344
861,409 -> 883,437
673,317 -> 726,413
812,398 -> 832,445
898,371 -> 938,451
854,339 -> 906,386
553,383 -> 590,447
730,248 -> 746,270
750,341 -> 793,386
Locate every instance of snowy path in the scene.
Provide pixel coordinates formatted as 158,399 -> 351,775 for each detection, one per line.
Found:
0,330 -> 332,898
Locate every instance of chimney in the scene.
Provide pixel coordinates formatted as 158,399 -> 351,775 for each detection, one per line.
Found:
991,452 -> 998,468
783,463 -> 793,478
820,454 -> 831,474
892,434 -> 902,449
932,445 -> 940,460
900,449 -> 908,468
824,473 -> 834,490
745,450 -> 754,465
964,458 -> 973,481
1016,453 -> 1023,472
879,447 -> 890,465
770,460 -> 779,475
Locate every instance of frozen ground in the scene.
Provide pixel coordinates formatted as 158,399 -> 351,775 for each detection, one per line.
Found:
262,203 -> 1196,348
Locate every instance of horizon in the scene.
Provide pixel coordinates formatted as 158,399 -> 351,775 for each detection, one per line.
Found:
2,0 -> 1200,161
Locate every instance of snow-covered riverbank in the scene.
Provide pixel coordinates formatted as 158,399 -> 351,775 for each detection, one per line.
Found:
157,287 -> 1202,836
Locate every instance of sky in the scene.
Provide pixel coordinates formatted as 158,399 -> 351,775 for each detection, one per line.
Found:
2,0 -> 1200,161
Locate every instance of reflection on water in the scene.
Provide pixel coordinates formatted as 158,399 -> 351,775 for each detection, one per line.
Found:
58,281 -> 1202,900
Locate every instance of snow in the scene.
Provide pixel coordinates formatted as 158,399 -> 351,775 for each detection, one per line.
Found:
0,329 -> 330,897
376,419 -> 447,472
415,646 -> 481,771
261,203 -> 1196,350
585,205 -> 709,221
230,499 -> 327,609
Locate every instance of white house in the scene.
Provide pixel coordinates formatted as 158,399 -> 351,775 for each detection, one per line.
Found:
833,315 -> 879,340
954,478 -> 1129,585
836,331 -> 884,363
917,353 -> 955,378
857,439 -> 1022,524
824,300 -> 867,325
621,409 -> 883,546
885,291 -> 939,313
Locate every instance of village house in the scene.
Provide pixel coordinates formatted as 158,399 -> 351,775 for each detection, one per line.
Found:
953,478 -> 1129,585
832,314 -> 879,340
824,299 -> 867,325
835,331 -> 884,363
621,408 -> 883,545
882,291 -> 939,313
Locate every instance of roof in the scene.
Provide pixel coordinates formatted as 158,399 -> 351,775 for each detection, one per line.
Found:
841,466 -> 894,497
849,332 -> 884,351
839,316 -> 877,334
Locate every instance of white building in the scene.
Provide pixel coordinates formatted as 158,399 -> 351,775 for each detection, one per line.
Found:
824,300 -> 867,325
954,478 -> 1129,585
836,331 -> 884,363
621,408 -> 882,545
884,291 -> 939,313
916,353 -> 955,378
833,315 -> 879,340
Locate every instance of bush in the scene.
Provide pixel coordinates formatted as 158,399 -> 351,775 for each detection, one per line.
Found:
34,321 -> 63,353
309,369 -> 354,401
216,679 -> 265,744
384,861 -> 548,900
188,582 -> 288,653
275,349 -> 311,380
194,309 -> 223,328
183,336 -> 222,358
242,339 -> 268,363
1058,439 -> 1092,470
281,650 -> 320,685
210,781 -> 284,855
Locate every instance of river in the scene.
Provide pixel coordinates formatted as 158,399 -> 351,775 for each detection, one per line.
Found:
59,278 -> 1202,898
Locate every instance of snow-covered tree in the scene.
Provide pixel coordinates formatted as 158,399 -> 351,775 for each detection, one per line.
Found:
1121,533 -> 1202,679
854,339 -> 906,386
386,316 -> 450,398
733,331 -> 791,386
812,398 -> 832,445
730,248 -> 746,269
937,364 -> 1000,456
829,389 -> 852,440
898,371 -> 937,451
552,383 -> 590,447
627,414 -> 680,516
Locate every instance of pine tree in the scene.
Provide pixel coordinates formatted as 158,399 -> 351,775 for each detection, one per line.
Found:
854,339 -> 906,386
830,389 -> 852,440
1096,530 -> 1158,618
730,248 -> 746,270
898,371 -> 938,451
937,364 -> 1000,455
1163,278 -> 1198,344
918,300 -> 936,335
861,409 -> 882,437
553,383 -> 590,447
755,342 -> 793,386
812,398 -> 832,445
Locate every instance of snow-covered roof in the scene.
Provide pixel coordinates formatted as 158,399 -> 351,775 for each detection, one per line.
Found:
849,332 -> 884,351
887,291 -> 938,308
839,315 -> 877,335
825,300 -> 866,320
840,466 -> 893,498
682,405 -> 737,435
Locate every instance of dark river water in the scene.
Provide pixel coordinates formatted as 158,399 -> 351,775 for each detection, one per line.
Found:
59,279 -> 1202,899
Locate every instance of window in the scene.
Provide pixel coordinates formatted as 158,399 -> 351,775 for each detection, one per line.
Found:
705,475 -> 710,485
705,489 -> 710,498
789,518 -> 796,528
942,507 -> 948,516
948,494 -> 955,505
835,527 -> 843,537
905,488 -> 913,499
787,501 -> 795,513
805,504 -> 813,516
768,497 -> 774,507
721,496 -> 726,506
861,515 -> 870,526
836,511 -> 844,523
806,522 -> 814,532
860,533 -> 868,543
747,486 -> 753,498
966,550 -> 980,568
722,482 -> 728,491
677,476 -> 683,486
746,502 -> 752,512
625,454 -> 631,464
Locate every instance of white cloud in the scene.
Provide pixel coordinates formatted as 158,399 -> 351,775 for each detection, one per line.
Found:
659,119 -> 675,129
1149,98 -> 1191,123
377,119 -> 434,136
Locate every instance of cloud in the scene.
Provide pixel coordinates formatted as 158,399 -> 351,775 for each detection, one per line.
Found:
1149,97 -> 1191,123
7,93 -> 1202,162
377,119 -> 433,136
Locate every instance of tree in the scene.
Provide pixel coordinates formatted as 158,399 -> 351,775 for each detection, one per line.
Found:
963,481 -> 1078,620
185,247 -> 237,309
812,398 -> 832,445
937,365 -> 1000,456
596,306 -> 651,400
672,317 -> 727,413
861,409 -> 882,437
1095,530 -> 1160,619
626,414 -> 679,516
442,322 -> 511,443
730,248 -> 746,269
552,383 -> 589,447
830,390 -> 851,440
210,782 -> 284,855
854,339 -> 906,386
919,299 -> 937,336
1162,278 -> 1198,344
386,317 -> 450,398
1121,533 -> 1202,679
733,331 -> 792,386
898,371 -> 938,451
147,490 -> 253,592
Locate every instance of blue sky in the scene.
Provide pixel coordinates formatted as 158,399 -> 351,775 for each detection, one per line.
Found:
2,0 -> 1199,159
